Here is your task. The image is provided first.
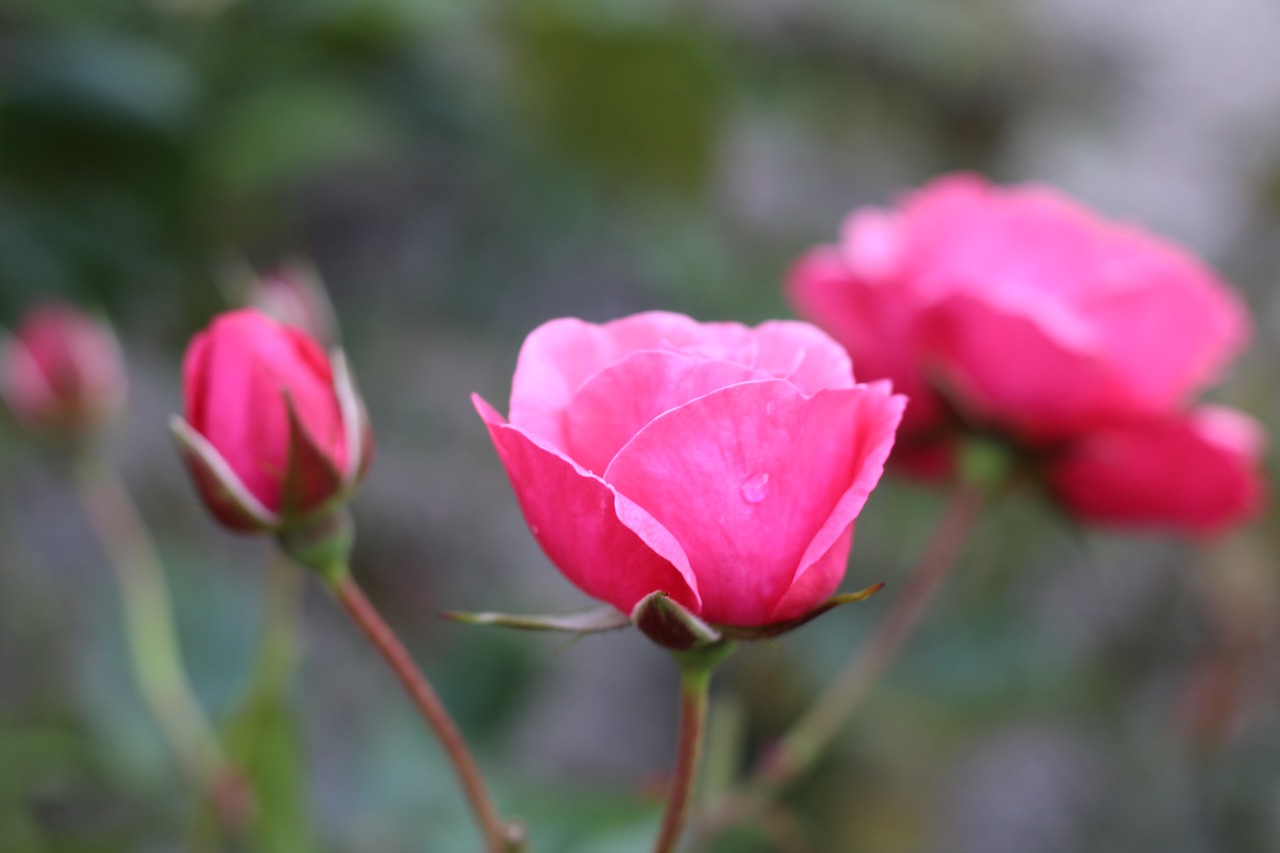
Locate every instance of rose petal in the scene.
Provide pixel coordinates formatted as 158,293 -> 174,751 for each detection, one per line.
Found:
1046,406 -> 1267,535
787,382 -> 906,607
751,320 -> 855,393
788,246 -> 944,436
769,525 -> 853,623
508,312 -> 719,448
1081,256 -> 1250,410
839,208 -> 905,283
918,292 -> 1126,442
896,176 -> 1117,305
564,351 -> 765,474
475,394 -> 701,616
604,380 -> 904,626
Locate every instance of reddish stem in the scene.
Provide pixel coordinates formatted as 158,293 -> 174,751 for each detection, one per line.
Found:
333,577 -> 514,852
652,663 -> 714,853
761,481 -> 986,785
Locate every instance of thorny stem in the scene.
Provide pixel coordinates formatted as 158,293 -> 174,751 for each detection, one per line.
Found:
76,466 -> 250,832
330,575 -> 524,852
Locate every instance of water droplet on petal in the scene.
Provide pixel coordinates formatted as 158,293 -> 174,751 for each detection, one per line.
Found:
740,472 -> 770,504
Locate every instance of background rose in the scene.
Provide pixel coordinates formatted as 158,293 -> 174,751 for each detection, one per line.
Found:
1,302 -> 125,434
790,173 -> 1265,531
475,311 -> 905,627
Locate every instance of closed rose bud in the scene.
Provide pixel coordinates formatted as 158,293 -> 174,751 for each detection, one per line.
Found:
248,262 -> 338,346
1,302 -> 126,435
475,311 -> 905,628
171,309 -> 371,533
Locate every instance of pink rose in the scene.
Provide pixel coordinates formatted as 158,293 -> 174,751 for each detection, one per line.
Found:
1,302 -> 125,434
171,309 -> 371,533
789,173 -> 1265,532
475,311 -> 905,627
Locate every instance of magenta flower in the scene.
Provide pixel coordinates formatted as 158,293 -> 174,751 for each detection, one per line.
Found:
789,173 -> 1265,532
1,302 -> 125,435
171,309 -> 371,533
475,311 -> 905,628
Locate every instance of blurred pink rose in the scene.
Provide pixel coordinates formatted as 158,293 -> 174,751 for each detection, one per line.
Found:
475,311 -> 905,627
172,309 -> 371,533
1,302 -> 125,434
789,173 -> 1265,532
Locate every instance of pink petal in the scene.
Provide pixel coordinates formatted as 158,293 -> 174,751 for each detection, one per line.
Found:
769,525 -> 853,623
1046,406 -> 1267,536
839,208 -> 906,282
508,312 -> 716,449
474,395 -> 700,616
751,320 -> 855,393
510,311 -> 856,452
787,246 -> 947,437
1081,255 -> 1250,410
787,382 -> 906,608
604,381 -> 905,626
896,176 -> 1116,304
918,292 -> 1125,442
564,351 -> 764,475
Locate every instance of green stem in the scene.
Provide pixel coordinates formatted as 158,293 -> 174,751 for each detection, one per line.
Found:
328,574 -> 523,853
652,646 -> 730,853
75,466 -> 248,830
759,481 -> 985,788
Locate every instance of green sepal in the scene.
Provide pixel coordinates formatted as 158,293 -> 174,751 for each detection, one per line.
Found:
959,435 -> 1017,490
276,509 -> 353,587
280,392 -> 345,520
718,582 -> 886,641
441,604 -> 631,634
630,591 -> 721,651
170,416 -> 282,532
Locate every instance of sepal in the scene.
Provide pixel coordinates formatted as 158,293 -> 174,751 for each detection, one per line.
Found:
170,415 -> 281,532
277,509 -> 353,586
330,349 -> 374,489
282,392 -> 346,518
630,591 -> 722,651
719,583 -> 885,641
441,605 -> 631,634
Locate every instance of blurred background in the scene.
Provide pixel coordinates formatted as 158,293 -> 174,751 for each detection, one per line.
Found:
2,0 -> 1280,850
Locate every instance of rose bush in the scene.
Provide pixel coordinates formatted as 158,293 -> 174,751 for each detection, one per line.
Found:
789,173 -> 1265,532
475,311 -> 905,627
171,309 -> 371,533
1,302 -> 125,434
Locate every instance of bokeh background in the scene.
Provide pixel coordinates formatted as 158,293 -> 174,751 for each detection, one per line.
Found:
3,0 -> 1280,851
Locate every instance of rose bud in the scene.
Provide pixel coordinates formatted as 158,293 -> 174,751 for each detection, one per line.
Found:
247,261 -> 338,346
1,302 -> 126,436
170,309 -> 371,534
789,173 -> 1265,533
474,311 -> 905,634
